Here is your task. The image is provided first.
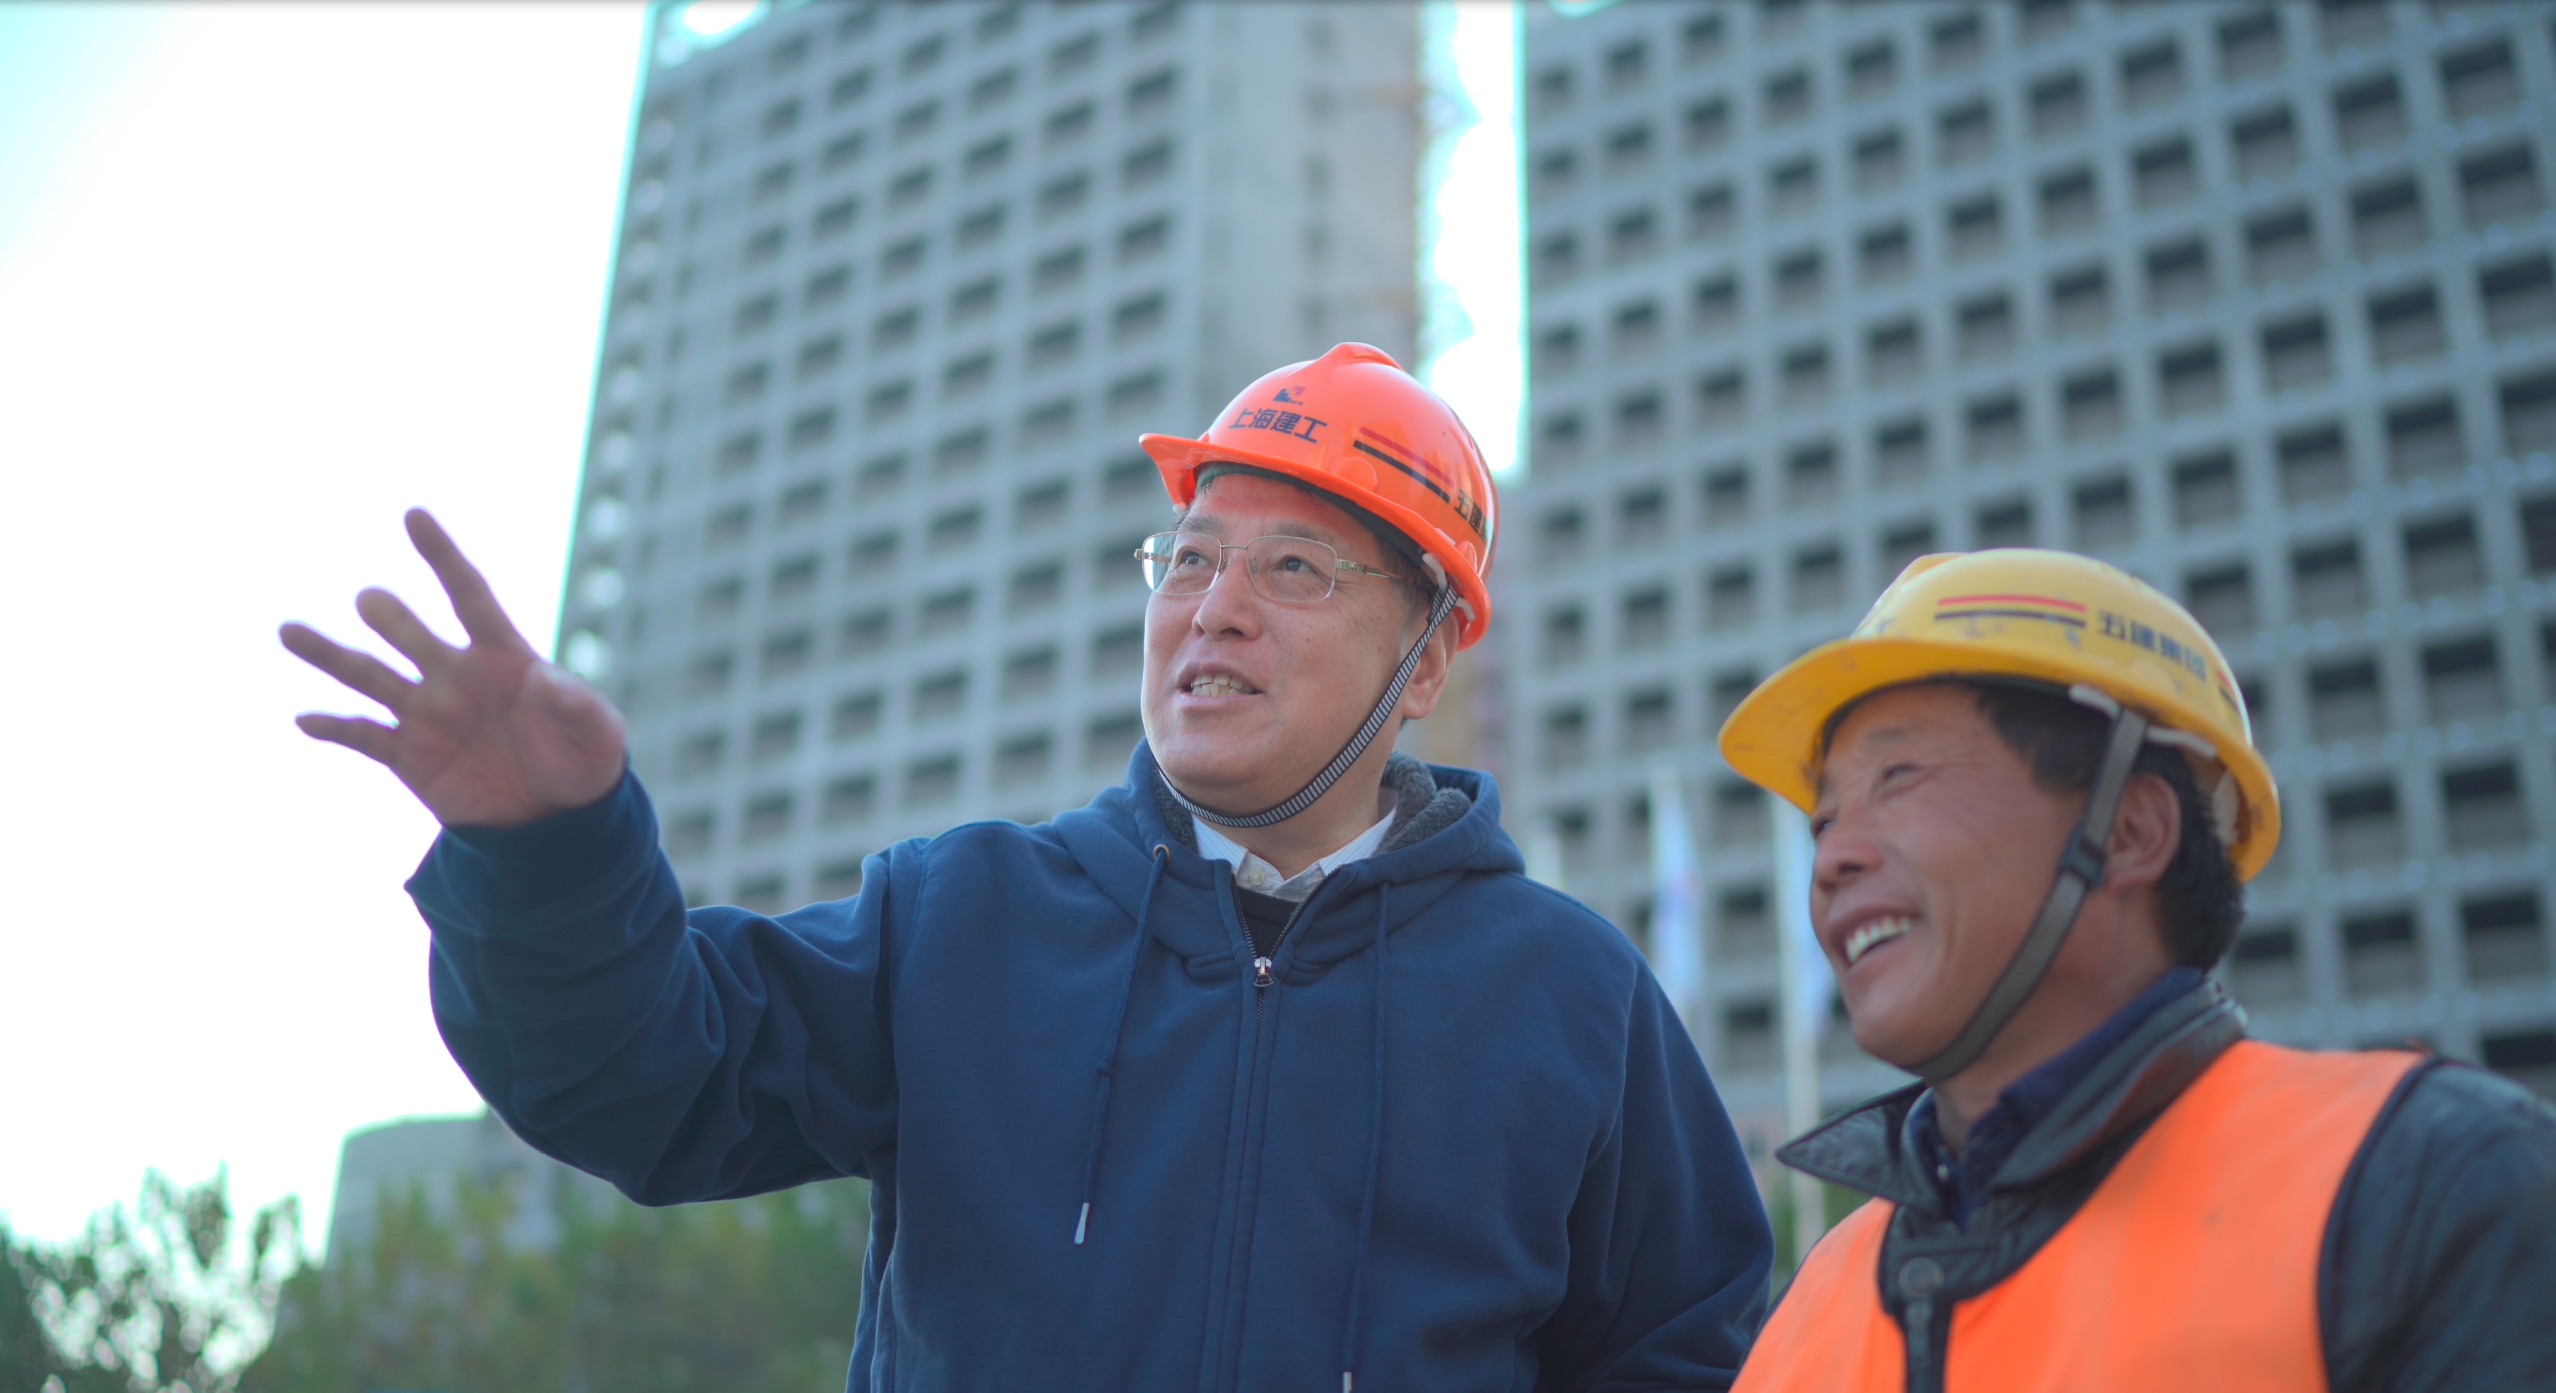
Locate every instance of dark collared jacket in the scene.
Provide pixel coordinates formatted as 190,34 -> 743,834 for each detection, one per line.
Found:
1776,980 -> 2556,1393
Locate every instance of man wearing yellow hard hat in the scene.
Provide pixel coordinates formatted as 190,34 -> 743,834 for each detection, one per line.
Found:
1719,549 -> 2556,1391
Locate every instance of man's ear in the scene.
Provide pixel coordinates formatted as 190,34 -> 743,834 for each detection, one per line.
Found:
1393,620 -> 1462,722
2102,770 -> 2182,891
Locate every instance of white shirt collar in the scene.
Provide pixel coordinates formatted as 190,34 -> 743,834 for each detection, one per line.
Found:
1193,800 -> 1398,903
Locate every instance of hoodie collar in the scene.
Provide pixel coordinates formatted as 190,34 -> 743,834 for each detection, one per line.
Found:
1776,975 -> 2248,1214
1193,808 -> 1397,902
1149,749 -> 1469,858
1053,742 -> 1521,969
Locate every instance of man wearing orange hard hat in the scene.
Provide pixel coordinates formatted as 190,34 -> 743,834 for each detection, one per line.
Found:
1719,550 -> 2556,1392
282,344 -> 1773,1391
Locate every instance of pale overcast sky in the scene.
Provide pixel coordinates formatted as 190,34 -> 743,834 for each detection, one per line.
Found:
0,2 -> 648,1249
0,0 -> 1517,1254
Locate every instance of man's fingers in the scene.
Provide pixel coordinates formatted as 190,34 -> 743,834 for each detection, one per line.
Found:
406,508 -> 527,650
355,587 -> 461,674
279,621 -> 418,713
293,711 -> 399,765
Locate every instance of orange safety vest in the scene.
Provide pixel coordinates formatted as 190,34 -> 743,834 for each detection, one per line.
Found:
1734,1041 -> 2420,1393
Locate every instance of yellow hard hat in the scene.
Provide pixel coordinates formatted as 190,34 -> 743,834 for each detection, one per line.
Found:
1717,549 -> 2279,880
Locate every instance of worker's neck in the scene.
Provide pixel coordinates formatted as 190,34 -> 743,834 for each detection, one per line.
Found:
1214,753 -> 1397,881
1931,908 -> 2174,1153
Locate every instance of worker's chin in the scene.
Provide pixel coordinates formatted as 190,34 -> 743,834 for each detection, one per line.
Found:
1849,1012 -> 1932,1072
1150,726 -> 1292,812
1843,968 -> 1964,1071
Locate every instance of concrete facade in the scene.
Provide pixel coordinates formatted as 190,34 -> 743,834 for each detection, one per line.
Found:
1505,0 -> 2556,1141
554,1 -> 1421,911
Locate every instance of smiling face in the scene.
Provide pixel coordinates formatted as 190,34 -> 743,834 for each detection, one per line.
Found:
1140,472 -> 1439,813
1809,683 -> 2091,1067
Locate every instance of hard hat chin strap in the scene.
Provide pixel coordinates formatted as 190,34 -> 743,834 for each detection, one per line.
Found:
1164,584 -> 1460,831
1909,696 -> 2153,1084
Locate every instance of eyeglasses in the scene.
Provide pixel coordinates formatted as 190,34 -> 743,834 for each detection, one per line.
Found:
1134,530 -> 1411,605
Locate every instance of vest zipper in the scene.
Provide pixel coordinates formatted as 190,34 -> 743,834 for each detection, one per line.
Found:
1897,1256 -> 1948,1393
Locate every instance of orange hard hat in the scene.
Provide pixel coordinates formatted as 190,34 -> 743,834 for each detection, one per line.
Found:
1139,342 -> 1499,648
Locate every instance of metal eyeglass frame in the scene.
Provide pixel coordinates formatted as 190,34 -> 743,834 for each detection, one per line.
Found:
1132,530 -> 1412,604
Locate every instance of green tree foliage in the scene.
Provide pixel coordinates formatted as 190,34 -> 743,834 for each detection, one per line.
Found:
7,1166 -> 868,1393
4,1221 -> 58,1391
240,1175 -> 868,1393
0,1169 -> 301,1393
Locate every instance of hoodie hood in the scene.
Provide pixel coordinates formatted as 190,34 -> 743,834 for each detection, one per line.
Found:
1151,750 -> 1478,863
1055,741 -> 1523,976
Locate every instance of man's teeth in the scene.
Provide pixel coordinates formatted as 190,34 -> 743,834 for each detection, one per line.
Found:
1188,675 -> 1258,697
1844,916 -> 1916,965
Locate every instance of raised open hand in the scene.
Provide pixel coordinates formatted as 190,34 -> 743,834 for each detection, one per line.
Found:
280,509 -> 627,829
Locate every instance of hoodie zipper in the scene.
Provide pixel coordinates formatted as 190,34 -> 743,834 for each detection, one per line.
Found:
1209,880 -> 1317,1391
1244,888 -> 1313,1015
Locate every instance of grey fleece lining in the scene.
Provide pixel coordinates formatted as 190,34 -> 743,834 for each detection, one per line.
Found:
1151,752 -> 1472,860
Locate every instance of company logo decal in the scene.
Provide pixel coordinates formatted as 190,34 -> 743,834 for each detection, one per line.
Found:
2094,608 -> 2211,679
1933,594 -> 2226,704
1226,402 -> 1327,443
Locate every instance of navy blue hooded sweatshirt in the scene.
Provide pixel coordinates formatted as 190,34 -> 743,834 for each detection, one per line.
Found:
412,744 -> 1772,1392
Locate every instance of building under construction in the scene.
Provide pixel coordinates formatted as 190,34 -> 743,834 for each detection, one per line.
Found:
1500,0 -> 2556,1148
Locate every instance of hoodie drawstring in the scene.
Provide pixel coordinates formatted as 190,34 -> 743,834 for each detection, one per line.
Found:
1077,845 -> 1168,1245
1338,882 -> 1390,1392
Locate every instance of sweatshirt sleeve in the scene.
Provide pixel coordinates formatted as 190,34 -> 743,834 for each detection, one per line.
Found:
1539,969 -> 1775,1392
409,770 -> 901,1205
2322,1062 -> 2556,1393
